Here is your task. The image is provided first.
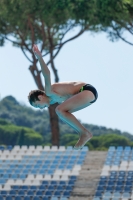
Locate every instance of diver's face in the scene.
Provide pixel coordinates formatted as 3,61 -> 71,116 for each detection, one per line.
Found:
32,95 -> 50,109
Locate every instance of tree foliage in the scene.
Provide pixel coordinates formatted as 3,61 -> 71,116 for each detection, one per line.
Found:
96,0 -> 133,45
0,121 -> 43,146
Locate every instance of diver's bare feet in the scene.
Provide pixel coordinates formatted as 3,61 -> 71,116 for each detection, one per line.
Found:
74,131 -> 93,150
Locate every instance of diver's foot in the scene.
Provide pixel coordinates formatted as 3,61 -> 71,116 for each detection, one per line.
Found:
73,131 -> 93,150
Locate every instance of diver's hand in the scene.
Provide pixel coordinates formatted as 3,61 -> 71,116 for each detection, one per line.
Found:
33,44 -> 42,58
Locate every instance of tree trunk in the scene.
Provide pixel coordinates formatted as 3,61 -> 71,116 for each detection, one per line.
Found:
29,64 -> 60,146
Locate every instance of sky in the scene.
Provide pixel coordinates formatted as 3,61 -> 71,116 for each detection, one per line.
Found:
0,29 -> 133,135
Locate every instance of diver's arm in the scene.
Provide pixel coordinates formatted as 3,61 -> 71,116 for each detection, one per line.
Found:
33,44 -> 52,95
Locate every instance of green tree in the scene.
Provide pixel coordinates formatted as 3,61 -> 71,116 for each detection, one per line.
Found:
88,134 -> 132,150
0,124 -> 43,145
96,0 -> 133,45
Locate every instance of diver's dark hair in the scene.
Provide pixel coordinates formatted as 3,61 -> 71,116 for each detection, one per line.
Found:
28,90 -> 45,106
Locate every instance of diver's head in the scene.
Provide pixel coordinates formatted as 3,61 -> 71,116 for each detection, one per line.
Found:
28,90 -> 50,109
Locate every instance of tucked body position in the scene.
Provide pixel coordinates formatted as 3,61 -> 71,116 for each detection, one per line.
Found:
28,44 -> 98,150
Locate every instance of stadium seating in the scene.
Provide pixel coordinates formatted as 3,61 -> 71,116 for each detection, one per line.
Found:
0,145 -> 88,199
94,146 -> 133,200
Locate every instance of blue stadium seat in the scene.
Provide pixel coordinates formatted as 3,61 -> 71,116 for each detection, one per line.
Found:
31,169 -> 39,174
36,160 -> 43,164
55,156 -> 62,160
110,171 -> 117,175
113,191 -> 122,198
51,197 -> 58,200
19,174 -> 27,179
0,197 -> 4,200
45,191 -> 51,197
6,169 -> 13,174
107,151 -> 114,156
36,191 -> 43,196
33,165 -> 39,169
109,173 -> 117,178
38,185 -> 47,190
2,174 -> 10,179
114,186 -> 123,192
27,190 -> 34,196
117,176 -> 125,181
66,164 -> 73,169
6,145 -> 13,150
93,197 -> 100,200
65,185 -> 73,191
1,191 -> 8,195
42,181 -> 49,185
59,181 -> 67,186
127,171 -> 133,175
9,190 -> 17,195
47,169 -> 55,174
5,196 -> 13,200
0,169 -> 4,173
109,175 -> 117,180
32,197 -> 40,200
21,186 -> 29,190
44,160 -> 51,164
115,181 -> 124,186
58,164 -> 65,169
98,181 -> 107,186
0,179 -> 7,184
108,146 -> 115,151
53,191 -> 62,197
56,185 -> 64,190
9,164 -> 16,169
76,160 -> 84,165
14,169 -> 20,174
105,186 -> 114,192
12,186 -> 20,190
125,146 -> 131,151
17,165 -> 24,169
122,192 -> 131,198
118,171 -> 126,176
10,174 -> 18,179
68,180 -> 75,186
123,186 -> 132,192
70,176 -> 77,180
96,186 -> 104,192
123,157 -> 129,161
18,190 -> 25,196
23,169 -> 30,174
100,176 -> 108,181
94,191 -> 103,197
125,181 -> 133,186
113,161 -> 120,165
103,191 -> 112,198
47,185 -> 55,191
4,160 -> 11,164
14,196 -> 22,200
42,197 -> 49,200
66,146 -> 73,150
51,181 -> 58,185
104,161 -> 111,165
0,146 -> 5,150
49,165 -> 57,170
116,146 -> 123,151
60,198 -> 68,200
23,197 -> 30,200
62,191 -> 71,197
126,176 -> 133,181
